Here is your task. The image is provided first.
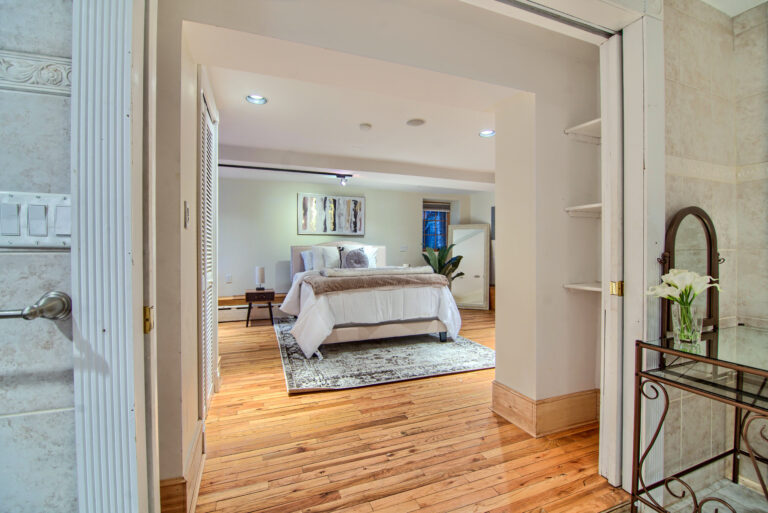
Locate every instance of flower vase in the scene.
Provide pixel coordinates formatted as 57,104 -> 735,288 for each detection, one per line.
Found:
671,303 -> 704,354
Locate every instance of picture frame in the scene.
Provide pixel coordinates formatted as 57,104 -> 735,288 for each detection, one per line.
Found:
297,193 -> 365,235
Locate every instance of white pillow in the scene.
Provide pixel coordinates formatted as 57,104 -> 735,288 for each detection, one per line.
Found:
311,245 -> 342,269
300,250 -> 314,271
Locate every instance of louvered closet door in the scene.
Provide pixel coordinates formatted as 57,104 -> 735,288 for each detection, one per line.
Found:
199,95 -> 217,417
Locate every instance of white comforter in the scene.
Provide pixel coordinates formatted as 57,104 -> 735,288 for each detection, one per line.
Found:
280,270 -> 462,358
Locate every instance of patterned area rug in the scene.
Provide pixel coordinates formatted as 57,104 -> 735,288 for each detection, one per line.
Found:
273,318 -> 495,393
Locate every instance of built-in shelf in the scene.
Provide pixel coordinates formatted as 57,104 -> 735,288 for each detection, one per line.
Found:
565,202 -> 602,218
564,282 -> 602,292
564,118 -> 601,144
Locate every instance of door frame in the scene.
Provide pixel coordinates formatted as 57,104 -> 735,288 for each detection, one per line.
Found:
71,0 -> 156,511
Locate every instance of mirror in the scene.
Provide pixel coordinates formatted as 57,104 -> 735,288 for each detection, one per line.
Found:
661,206 -> 720,347
448,224 -> 490,309
674,215 -> 710,312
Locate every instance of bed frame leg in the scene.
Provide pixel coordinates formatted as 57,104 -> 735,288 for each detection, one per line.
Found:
439,332 -> 447,342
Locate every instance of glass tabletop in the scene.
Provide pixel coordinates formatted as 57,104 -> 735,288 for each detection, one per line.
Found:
639,326 -> 768,413
641,325 -> 768,374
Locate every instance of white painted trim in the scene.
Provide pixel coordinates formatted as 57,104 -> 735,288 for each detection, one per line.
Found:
621,15 -> 666,494
71,1 -> 149,512
598,32 -> 624,487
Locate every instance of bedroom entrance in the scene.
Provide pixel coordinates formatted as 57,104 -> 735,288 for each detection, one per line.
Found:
160,1 -> 636,509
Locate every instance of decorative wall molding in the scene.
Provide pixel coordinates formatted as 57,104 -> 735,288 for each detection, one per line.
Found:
0,50 -> 71,96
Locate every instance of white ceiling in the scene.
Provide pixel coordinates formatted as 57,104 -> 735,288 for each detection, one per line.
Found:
700,0 -> 766,16
186,22 -> 525,189
208,67 -> 499,173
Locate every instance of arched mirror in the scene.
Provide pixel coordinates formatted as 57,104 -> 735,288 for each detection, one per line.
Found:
660,206 -> 720,352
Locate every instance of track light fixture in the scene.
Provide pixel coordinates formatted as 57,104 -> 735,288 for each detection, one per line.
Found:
339,175 -> 349,186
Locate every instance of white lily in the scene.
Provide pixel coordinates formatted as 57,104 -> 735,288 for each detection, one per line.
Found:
646,284 -> 682,300
661,269 -> 697,290
691,274 -> 720,296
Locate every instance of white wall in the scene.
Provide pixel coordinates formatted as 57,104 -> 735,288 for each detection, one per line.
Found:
218,178 -> 473,296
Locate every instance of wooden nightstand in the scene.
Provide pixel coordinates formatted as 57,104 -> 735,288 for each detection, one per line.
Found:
245,289 -> 276,327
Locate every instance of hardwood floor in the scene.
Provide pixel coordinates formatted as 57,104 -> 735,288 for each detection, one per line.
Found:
196,310 -> 628,513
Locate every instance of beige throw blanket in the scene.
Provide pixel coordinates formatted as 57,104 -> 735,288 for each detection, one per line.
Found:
319,266 -> 434,277
303,273 -> 449,295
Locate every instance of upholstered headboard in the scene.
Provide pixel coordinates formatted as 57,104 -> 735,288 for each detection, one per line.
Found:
290,241 -> 387,279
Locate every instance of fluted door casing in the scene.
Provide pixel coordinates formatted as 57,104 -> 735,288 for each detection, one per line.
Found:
71,0 -> 147,512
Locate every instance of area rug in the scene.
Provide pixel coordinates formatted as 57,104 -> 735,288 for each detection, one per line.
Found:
273,318 -> 495,393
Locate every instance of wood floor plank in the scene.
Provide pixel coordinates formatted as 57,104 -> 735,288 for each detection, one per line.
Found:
196,310 -> 627,512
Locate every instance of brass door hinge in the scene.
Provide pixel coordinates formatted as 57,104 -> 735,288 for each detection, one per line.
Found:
609,281 -> 624,297
143,306 -> 154,334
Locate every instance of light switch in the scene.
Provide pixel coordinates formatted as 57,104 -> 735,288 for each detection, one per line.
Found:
28,204 -> 48,236
1,203 -> 20,236
400,245 -> 408,252
55,205 -> 72,236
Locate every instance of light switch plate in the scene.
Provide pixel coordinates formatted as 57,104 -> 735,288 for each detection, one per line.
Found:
0,192 -> 71,248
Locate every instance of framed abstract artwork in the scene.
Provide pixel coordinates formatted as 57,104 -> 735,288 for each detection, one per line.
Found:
297,193 -> 365,235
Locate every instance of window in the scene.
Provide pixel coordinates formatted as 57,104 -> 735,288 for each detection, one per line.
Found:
422,201 -> 451,250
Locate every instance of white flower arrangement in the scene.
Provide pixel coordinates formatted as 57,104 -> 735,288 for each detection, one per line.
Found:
647,269 -> 720,344
646,269 -> 720,306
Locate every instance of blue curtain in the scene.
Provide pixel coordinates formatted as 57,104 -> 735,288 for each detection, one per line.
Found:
423,210 -> 447,250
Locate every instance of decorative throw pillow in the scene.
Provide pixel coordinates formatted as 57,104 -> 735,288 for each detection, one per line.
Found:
300,250 -> 314,271
342,248 -> 370,268
311,245 -> 342,269
339,244 -> 378,268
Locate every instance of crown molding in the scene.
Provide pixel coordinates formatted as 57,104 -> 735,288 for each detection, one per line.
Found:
0,50 -> 71,96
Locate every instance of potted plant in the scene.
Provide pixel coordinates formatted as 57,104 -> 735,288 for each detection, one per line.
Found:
647,269 -> 720,354
422,244 -> 464,286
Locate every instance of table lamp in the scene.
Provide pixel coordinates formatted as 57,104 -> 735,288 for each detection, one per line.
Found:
254,266 -> 265,290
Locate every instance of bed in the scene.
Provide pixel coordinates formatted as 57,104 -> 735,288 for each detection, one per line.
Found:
279,241 -> 462,358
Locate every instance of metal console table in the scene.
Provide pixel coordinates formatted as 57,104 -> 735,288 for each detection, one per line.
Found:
632,336 -> 768,512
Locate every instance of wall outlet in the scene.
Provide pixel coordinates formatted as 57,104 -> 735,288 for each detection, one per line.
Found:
224,273 -> 232,283
400,245 -> 408,252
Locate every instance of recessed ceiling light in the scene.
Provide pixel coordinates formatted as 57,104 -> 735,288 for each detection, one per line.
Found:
245,94 -> 268,105
479,129 -> 496,138
406,118 -> 426,127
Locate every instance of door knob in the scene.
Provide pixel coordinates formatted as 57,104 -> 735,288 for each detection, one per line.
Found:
0,291 -> 72,320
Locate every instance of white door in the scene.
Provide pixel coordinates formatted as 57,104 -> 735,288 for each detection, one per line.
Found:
198,91 -> 218,417
598,32 -> 625,487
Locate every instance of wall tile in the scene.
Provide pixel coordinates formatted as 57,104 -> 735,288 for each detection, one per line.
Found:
707,96 -> 736,164
666,80 -> 712,161
737,178 -> 768,250
736,92 -> 768,166
0,0 -> 72,58
0,253 -> 73,415
0,91 -> 71,194
718,248 -> 738,321
664,398 -> 683,475
733,23 -> 768,99
665,7 -> 683,84
681,394 -> 712,468
665,174 -> 738,250
709,24 -> 734,101
734,2 -> 768,36
738,248 -> 768,322
678,13 -> 711,92
0,409 -> 77,512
